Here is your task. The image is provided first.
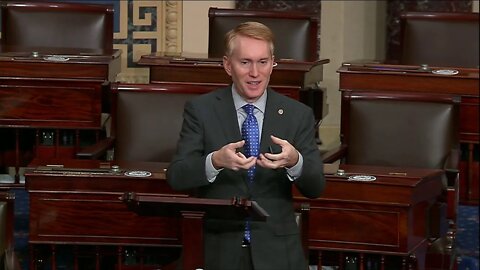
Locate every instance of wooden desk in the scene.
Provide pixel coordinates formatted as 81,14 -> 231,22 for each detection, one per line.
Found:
295,164 -> 444,270
138,52 -> 330,122
338,62 -> 479,205
138,52 -> 328,87
25,159 -> 266,270
26,159 -> 445,269
25,159 -> 182,270
0,49 -> 121,184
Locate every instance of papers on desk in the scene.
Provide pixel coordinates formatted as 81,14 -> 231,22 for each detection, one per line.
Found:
432,69 -> 459,75
124,171 -> 152,177
44,55 -> 70,62
348,175 -> 376,182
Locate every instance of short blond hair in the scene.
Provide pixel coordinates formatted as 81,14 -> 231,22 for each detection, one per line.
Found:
224,21 -> 275,57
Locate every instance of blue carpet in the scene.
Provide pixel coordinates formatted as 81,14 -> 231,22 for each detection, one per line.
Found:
10,188 -> 480,270
456,205 -> 479,270
12,188 -> 29,270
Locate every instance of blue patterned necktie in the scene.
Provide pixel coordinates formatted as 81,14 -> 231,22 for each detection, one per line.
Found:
242,104 -> 259,183
241,104 -> 259,243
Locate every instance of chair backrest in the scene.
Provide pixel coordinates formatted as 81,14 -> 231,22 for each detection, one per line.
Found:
0,1 -> 114,53
111,83 -> 217,162
398,12 -> 479,68
208,7 -> 319,61
341,91 -> 460,169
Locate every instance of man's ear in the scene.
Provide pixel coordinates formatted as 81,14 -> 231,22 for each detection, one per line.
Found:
223,56 -> 232,75
270,55 -> 276,74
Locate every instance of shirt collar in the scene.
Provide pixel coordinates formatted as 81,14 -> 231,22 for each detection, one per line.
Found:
232,84 -> 267,113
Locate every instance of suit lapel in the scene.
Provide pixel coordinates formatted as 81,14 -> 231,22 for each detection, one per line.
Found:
213,86 -> 242,143
261,89 -> 286,153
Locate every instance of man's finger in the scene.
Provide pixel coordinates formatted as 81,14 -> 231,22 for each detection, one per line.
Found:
229,140 -> 245,149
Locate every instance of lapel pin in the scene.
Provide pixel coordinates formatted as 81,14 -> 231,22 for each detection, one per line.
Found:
278,109 -> 284,115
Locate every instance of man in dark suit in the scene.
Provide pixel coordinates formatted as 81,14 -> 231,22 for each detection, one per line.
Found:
167,21 -> 325,270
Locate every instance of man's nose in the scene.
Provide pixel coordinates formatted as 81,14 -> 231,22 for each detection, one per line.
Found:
249,63 -> 259,77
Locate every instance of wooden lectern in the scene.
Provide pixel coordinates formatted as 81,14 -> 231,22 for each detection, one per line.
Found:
123,193 -> 269,270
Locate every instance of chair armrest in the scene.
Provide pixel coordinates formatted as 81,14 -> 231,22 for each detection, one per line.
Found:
3,248 -> 21,270
442,147 -> 460,223
444,148 -> 460,172
322,144 -> 347,163
294,202 -> 310,264
76,137 -> 115,159
445,169 -> 459,223
0,191 -> 20,270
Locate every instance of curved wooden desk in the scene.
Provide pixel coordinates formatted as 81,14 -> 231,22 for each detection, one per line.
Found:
338,62 -> 479,205
25,159 -> 446,270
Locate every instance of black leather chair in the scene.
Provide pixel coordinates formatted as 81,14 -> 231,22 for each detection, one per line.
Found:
77,83 -> 218,162
208,7 -> 319,61
326,91 -> 460,173
0,191 -> 20,270
323,90 -> 461,269
397,12 -> 479,68
0,1 -> 114,54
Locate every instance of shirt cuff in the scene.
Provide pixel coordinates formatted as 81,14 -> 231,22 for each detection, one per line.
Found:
286,152 -> 303,181
206,152 -> 223,183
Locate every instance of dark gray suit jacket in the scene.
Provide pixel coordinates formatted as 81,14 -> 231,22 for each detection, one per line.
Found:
167,86 -> 325,270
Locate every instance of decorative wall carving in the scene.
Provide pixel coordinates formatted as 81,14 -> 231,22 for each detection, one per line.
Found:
114,0 -> 182,83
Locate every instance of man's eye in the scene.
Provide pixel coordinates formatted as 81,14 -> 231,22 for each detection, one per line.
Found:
241,61 -> 249,65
